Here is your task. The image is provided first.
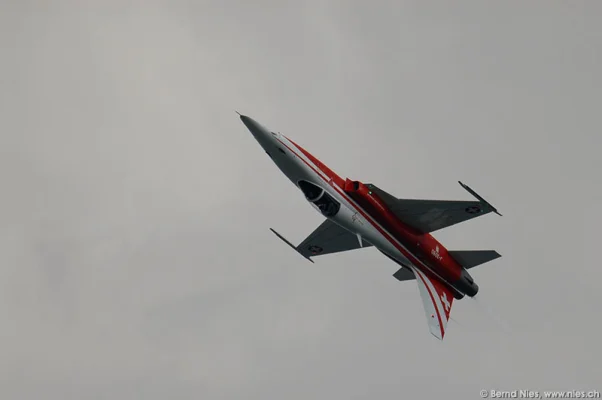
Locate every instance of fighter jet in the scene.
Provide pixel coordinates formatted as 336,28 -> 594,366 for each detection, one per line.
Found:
239,113 -> 502,340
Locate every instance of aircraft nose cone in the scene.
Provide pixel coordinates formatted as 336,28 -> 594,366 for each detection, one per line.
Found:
239,114 -> 269,141
239,114 -> 257,131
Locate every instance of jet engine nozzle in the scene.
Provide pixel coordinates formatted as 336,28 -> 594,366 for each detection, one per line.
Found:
454,269 -> 479,297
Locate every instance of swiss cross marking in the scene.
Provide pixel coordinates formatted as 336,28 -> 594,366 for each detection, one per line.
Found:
440,292 -> 451,312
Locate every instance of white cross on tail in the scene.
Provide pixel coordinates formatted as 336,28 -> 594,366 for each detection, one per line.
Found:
440,292 -> 451,312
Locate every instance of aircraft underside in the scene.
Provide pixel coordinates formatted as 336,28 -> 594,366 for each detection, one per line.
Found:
240,113 -> 502,340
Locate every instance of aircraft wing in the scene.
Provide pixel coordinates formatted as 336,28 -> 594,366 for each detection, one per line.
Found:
365,181 -> 501,234
410,266 -> 455,340
270,219 -> 372,262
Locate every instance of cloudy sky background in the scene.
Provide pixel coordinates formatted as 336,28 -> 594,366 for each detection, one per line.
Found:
1,1 -> 601,399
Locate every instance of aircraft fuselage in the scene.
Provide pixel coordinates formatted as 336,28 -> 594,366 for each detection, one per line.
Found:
240,115 -> 478,299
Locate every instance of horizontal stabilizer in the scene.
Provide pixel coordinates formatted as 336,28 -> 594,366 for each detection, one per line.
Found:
448,250 -> 501,269
393,266 -> 415,282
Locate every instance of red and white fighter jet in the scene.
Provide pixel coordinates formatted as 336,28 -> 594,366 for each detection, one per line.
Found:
240,114 -> 502,340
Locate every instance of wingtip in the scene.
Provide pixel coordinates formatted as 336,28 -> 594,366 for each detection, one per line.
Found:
458,180 -> 502,216
269,227 -> 314,264
430,329 -> 445,341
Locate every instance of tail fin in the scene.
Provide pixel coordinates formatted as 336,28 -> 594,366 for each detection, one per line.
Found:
411,267 -> 455,340
448,250 -> 501,269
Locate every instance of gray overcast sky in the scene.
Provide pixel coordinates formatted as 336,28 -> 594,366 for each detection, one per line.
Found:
1,1 -> 601,399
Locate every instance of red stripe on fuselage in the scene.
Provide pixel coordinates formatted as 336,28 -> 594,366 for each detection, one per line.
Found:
345,181 -> 462,282
286,137 -> 345,188
277,136 -> 456,290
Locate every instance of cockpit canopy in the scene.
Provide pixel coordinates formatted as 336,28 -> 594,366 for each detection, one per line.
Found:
298,180 -> 323,202
297,180 -> 341,217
